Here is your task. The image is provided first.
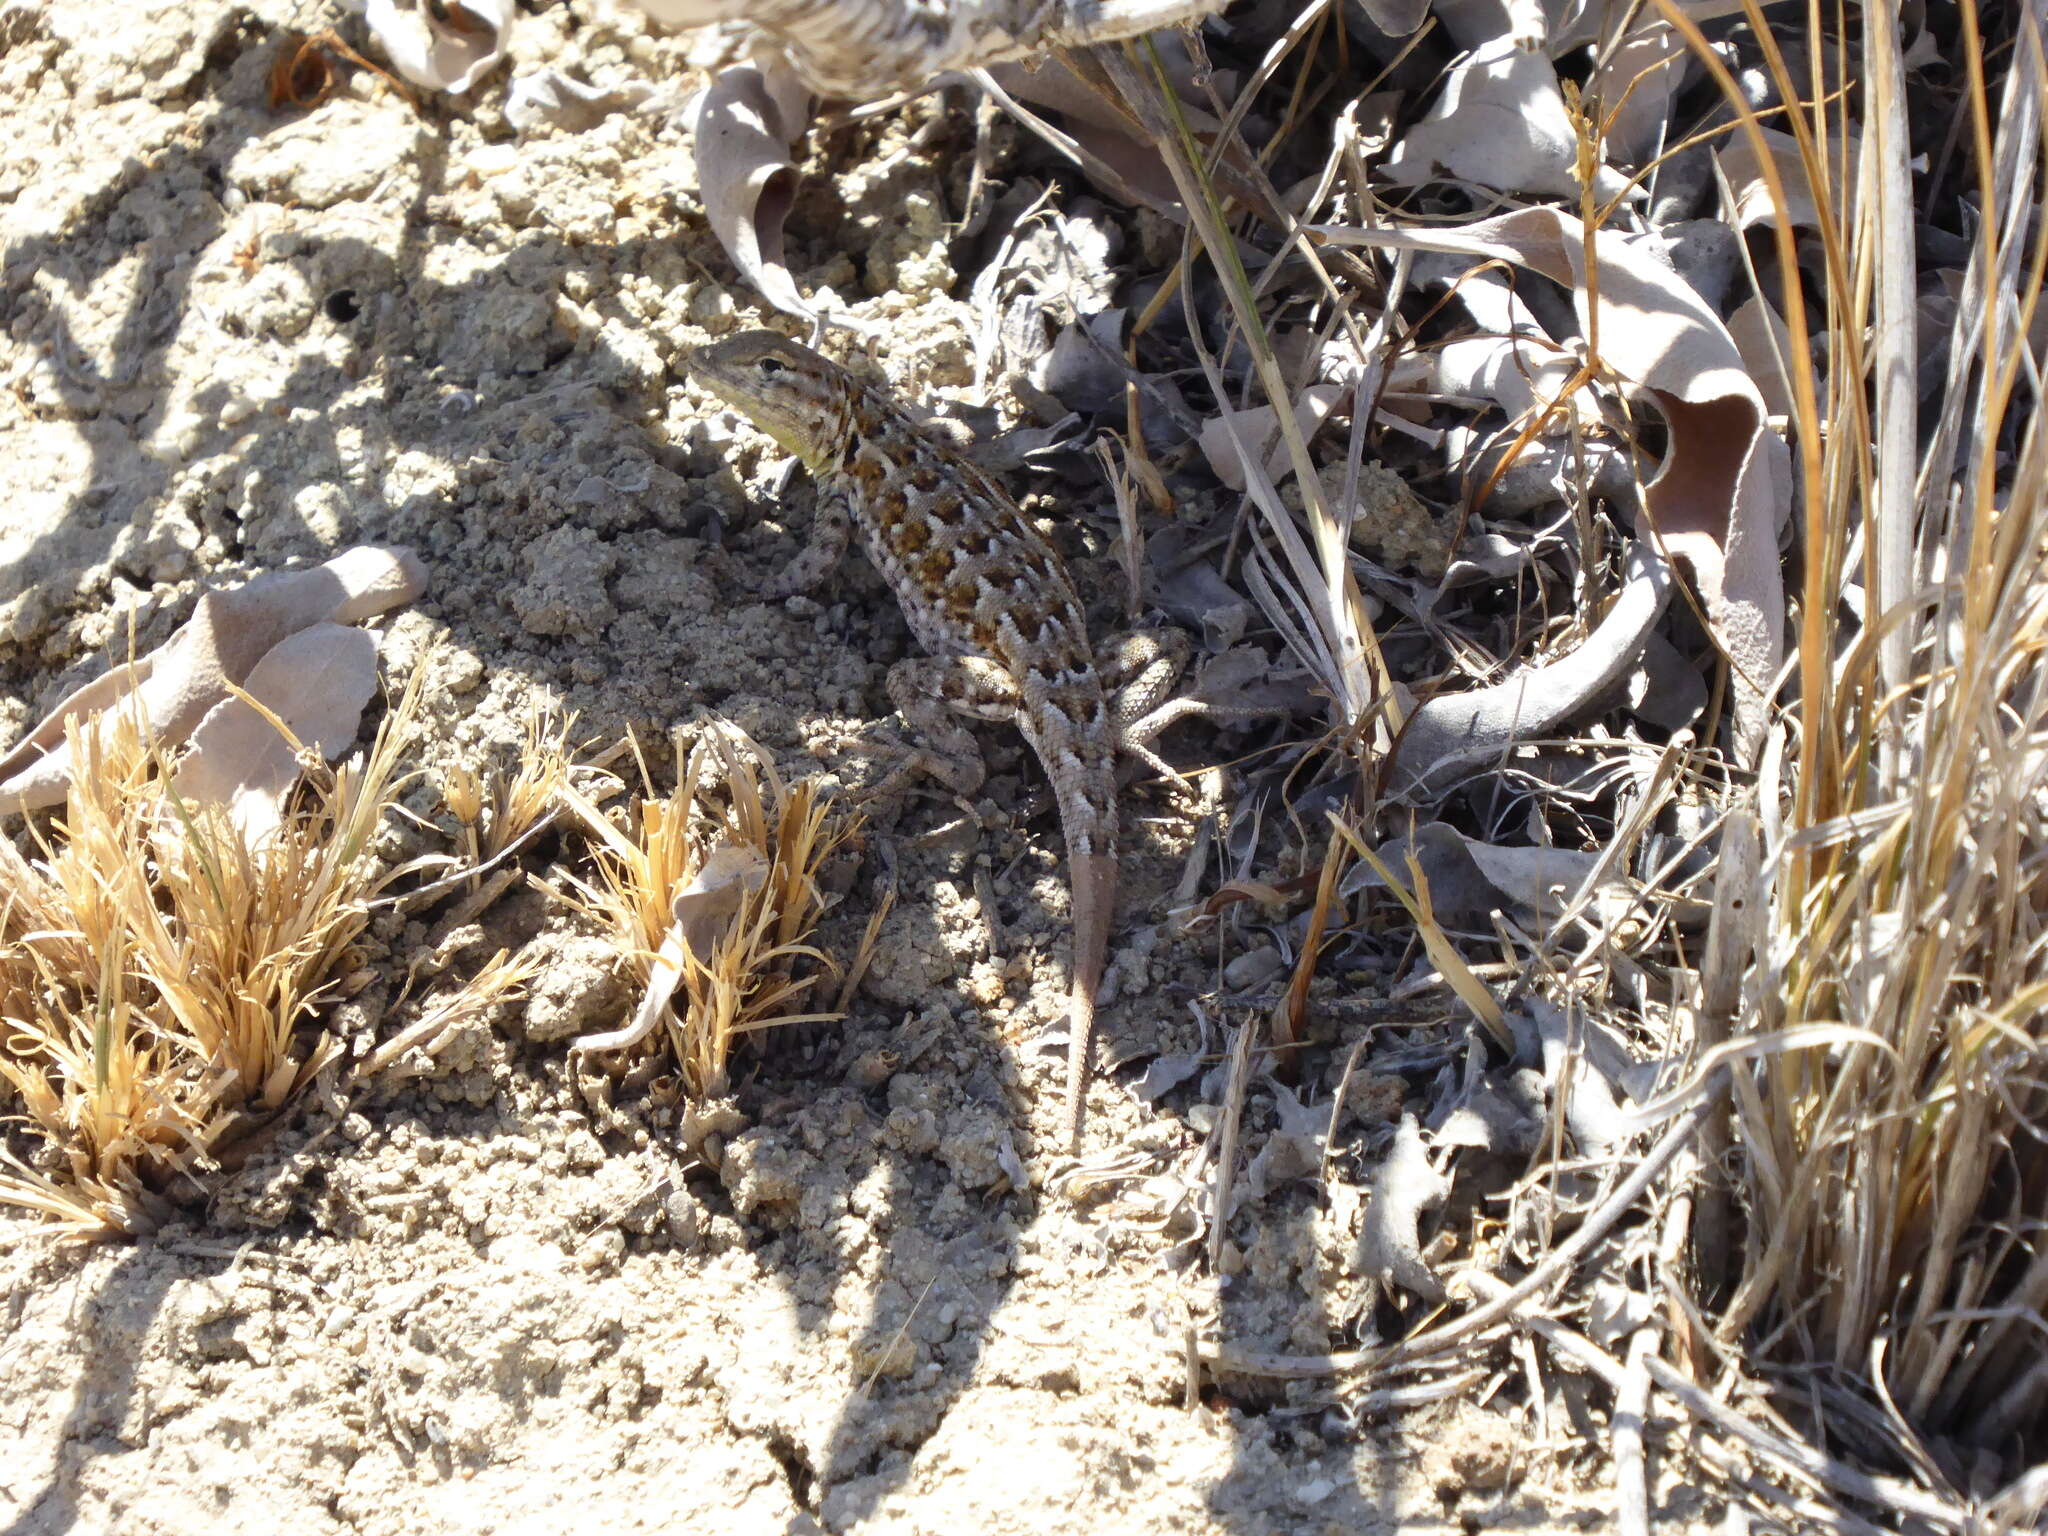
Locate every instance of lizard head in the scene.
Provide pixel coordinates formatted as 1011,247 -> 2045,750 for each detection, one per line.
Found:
690,330 -> 846,468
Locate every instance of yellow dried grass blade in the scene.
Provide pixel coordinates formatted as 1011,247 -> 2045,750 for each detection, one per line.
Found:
1329,812 -> 1512,1050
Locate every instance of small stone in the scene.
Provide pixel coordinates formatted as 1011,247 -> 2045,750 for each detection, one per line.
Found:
510,527 -> 619,639
1224,946 -> 1286,991
847,1048 -> 898,1089
664,1190 -> 702,1250
520,936 -> 630,1043
1293,1478 -> 1335,1507
577,1228 -> 627,1272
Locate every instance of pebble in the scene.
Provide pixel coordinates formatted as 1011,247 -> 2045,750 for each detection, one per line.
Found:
1223,945 -> 1286,990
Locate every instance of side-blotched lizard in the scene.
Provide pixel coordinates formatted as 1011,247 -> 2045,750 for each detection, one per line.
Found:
694,330 -> 1197,1151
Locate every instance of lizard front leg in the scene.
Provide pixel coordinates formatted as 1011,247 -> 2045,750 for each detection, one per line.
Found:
757,485 -> 854,601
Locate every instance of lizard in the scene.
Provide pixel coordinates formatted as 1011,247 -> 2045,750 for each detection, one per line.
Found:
692,329 -> 1201,1152
630,0 -> 1228,99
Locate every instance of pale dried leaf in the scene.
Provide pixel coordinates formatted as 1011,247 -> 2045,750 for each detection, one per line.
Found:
1349,821 -> 1627,929
1132,1051 -> 1203,1103
1028,308 -> 1128,413
1154,555 -> 1253,649
0,546 -> 425,816
691,61 -> 818,323
1589,16 -> 1689,167
364,0 -> 512,93
1433,1080 -> 1540,1156
1442,431 -> 1634,521
0,657 -> 156,800
1388,537 -> 1675,797
1530,999 -> 1635,1157
1382,36 -> 1630,202
674,842 -> 770,959
1625,630 -> 1708,732
1354,1115 -> 1452,1301
1725,293 -> 1805,420
1268,1080 -> 1326,1139
506,68 -> 658,136
1429,0 -> 1550,52
983,57 -> 1199,213
1313,207 -> 1787,748
1350,0 -> 1430,38
1588,1278 -> 1657,1349
1241,1131 -> 1319,1201
1428,334 -> 1590,423
173,623 -> 381,842
574,843 -> 770,1054
1719,126 -> 1857,232
1199,386 -> 1343,491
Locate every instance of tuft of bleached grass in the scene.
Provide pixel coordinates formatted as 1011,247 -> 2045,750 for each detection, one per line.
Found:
0,666 -> 428,1235
1695,1 -> 2048,1455
552,719 -> 859,1099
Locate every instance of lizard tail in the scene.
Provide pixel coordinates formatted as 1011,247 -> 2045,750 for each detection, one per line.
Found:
1063,852 -> 1117,1153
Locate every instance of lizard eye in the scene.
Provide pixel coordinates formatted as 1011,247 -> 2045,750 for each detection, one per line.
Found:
756,356 -> 787,376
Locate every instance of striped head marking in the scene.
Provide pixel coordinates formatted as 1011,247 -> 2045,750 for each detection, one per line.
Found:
691,330 -> 849,469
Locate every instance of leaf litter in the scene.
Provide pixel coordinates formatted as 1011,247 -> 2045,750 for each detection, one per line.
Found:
0,545 -> 424,819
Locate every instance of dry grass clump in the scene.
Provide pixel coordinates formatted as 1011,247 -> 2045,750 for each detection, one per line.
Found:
0,675 -> 424,1235
553,720 -> 860,1098
440,703 -> 577,868
1706,9 -> 2048,1460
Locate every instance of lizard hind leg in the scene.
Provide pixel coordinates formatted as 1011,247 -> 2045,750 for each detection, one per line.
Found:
1098,627 -> 1194,785
1106,628 -> 1298,767
1099,627 -> 1191,729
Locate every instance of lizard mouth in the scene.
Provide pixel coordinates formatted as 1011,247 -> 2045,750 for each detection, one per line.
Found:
691,370 -> 811,460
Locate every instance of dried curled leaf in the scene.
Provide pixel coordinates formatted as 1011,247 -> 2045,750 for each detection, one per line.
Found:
0,546 -> 425,816
1719,126 -> 1858,232
363,0 -> 512,94
553,721 -> 856,1098
172,623 -> 382,844
505,69 -> 658,136
1350,0 -> 1430,37
690,61 -> 818,323
1347,820 -> 1631,930
1382,36 -> 1631,202
979,44 -> 1234,216
1529,999 -> 1637,1158
1199,387 -> 1342,491
1388,539 -> 1676,798
1354,1115 -> 1452,1301
1589,15 -> 1689,166
573,844 -> 770,1055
